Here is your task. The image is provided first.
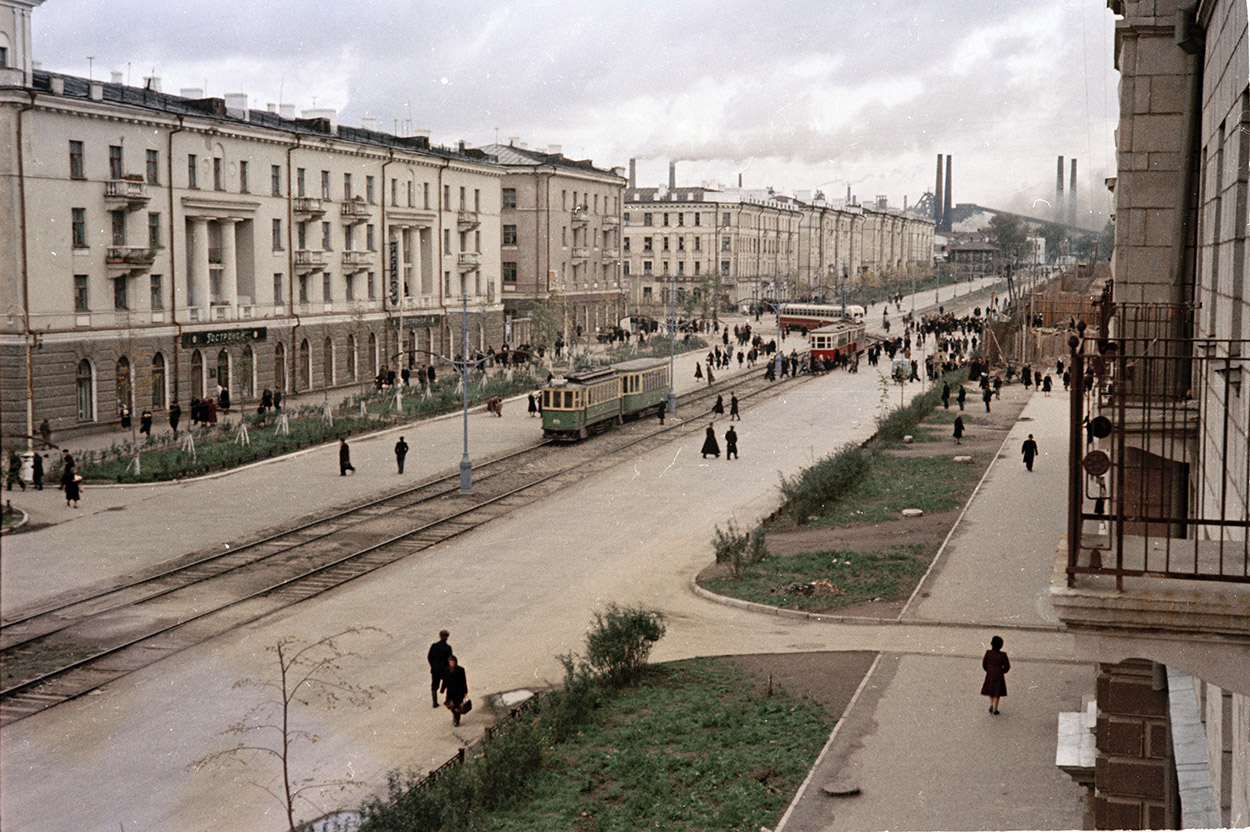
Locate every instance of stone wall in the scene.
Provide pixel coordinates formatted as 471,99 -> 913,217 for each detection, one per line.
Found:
1094,659 -> 1175,829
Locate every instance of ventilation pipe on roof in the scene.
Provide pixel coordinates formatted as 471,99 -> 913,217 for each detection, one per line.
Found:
110,71 -> 123,84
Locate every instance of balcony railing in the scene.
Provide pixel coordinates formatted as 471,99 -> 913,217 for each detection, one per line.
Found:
571,247 -> 590,260
105,245 -> 156,274
457,210 -> 480,229
457,252 -> 482,270
104,179 -> 150,209
602,214 -> 620,227
294,249 -> 328,271
341,199 -> 371,221
293,197 -> 325,216
1066,309 -> 1250,589
571,207 -> 589,226
603,247 -> 620,260
342,250 -> 373,270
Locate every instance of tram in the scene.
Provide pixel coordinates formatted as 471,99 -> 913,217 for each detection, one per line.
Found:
541,357 -> 670,440
807,320 -> 868,363
778,303 -> 865,331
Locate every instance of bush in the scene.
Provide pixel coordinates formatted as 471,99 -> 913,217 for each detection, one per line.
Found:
584,605 -> 667,688
778,444 -> 872,524
713,520 -> 768,579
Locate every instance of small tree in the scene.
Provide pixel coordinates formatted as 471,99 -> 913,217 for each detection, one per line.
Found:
584,605 -> 666,687
987,213 -> 1028,260
190,627 -> 387,832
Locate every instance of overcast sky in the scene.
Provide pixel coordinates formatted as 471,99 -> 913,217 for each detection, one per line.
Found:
33,0 -> 1119,228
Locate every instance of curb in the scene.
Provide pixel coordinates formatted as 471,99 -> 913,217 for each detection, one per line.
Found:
0,504 -> 30,535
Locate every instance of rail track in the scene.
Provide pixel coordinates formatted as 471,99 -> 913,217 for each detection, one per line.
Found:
0,363 -> 813,725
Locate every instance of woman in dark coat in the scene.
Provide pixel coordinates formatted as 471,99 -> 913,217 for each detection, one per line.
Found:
527,393 -> 538,418
941,381 -> 950,409
712,394 -> 725,415
981,635 -> 1010,714
953,414 -> 965,445
61,459 -> 81,508
440,655 -> 469,726
956,386 -> 967,410
701,423 -> 720,458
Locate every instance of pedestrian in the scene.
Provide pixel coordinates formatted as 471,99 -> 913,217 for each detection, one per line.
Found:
725,426 -> 738,460
61,455 -> 80,507
5,448 -> 24,491
941,381 -> 951,409
701,422 -> 721,458
119,404 -> 131,430
1042,374 -> 1053,395
440,655 -> 469,727
273,389 -> 283,411
982,387 -> 992,413
140,409 -> 153,436
981,635 -> 1010,715
707,365 -> 715,385
427,630 -> 453,708
527,393 -> 538,418
38,417 -> 52,448
32,452 -> 44,490
694,362 -> 703,380
657,402 -> 666,425
1021,434 -> 1039,471
394,436 -> 409,474
729,393 -> 740,421
953,414 -> 965,445
956,386 -> 966,411
218,385 -> 231,412
261,387 -> 274,412
169,402 -> 182,435
427,365 -> 436,386
338,438 -> 355,476
712,394 -> 724,416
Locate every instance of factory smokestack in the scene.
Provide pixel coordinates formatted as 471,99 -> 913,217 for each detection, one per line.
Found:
669,161 -> 677,190
628,158 -> 636,190
1056,156 -> 1065,223
1069,158 -> 1077,227
739,172 -> 743,188
934,153 -> 944,225
943,155 -> 952,228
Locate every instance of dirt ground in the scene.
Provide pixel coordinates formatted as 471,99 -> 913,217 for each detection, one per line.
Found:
717,651 -> 878,717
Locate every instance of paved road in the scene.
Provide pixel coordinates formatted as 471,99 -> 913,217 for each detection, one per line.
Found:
1,278 -> 1026,832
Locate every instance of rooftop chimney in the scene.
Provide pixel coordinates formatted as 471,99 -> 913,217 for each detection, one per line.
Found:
110,71 -> 123,85
267,102 -> 277,113
279,103 -> 295,119
669,161 -> 677,190
143,76 -> 161,92
628,158 -> 636,189
943,155 -> 952,225
1056,156 -> 1065,223
934,153 -> 944,225
361,116 -> 377,131
548,143 -> 562,155
180,87 -> 204,99
302,107 -> 336,129
89,83 -> 103,101
224,93 -> 248,119
1069,158 -> 1077,226
508,136 -> 520,146
738,172 -> 743,188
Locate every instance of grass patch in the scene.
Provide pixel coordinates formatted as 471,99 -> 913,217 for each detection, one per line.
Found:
471,659 -> 833,832
1,501 -> 20,528
812,453 -> 978,527
704,546 -> 931,613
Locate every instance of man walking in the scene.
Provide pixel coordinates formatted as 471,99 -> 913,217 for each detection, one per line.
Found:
394,436 -> 409,474
428,630 -> 453,708
339,438 -> 356,476
1021,434 -> 1039,471
725,426 -> 739,460
729,393 -> 740,421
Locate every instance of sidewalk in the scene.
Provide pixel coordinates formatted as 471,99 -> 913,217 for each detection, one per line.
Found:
777,385 -> 1089,832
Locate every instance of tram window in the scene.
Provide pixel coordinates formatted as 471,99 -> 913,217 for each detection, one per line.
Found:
542,390 -> 550,409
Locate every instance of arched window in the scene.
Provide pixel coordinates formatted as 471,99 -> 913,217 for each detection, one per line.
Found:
115,356 -> 132,418
274,342 -> 287,392
151,352 -> 167,409
298,339 -> 310,389
322,337 -> 334,387
240,345 -> 254,399
190,349 -> 204,398
76,358 -> 95,421
345,334 -> 357,381
216,349 -> 230,394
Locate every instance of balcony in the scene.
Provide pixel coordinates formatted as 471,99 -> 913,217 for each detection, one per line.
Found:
457,252 -> 482,271
293,197 -> 325,217
457,210 -> 480,230
602,214 -> 620,227
571,207 -> 589,226
341,198 -> 371,223
105,245 -> 156,275
571,247 -> 590,261
104,178 -> 150,211
294,249 -> 328,273
342,250 -> 374,271
603,247 -> 620,260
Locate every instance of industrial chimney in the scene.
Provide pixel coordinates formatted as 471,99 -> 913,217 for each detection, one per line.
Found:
669,161 -> 677,190
934,153 -> 944,225
1056,156 -> 1065,224
1069,158 -> 1077,226
628,158 -> 636,190
943,155 -> 952,228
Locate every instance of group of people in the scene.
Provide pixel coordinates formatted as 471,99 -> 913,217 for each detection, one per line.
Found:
427,630 -> 470,727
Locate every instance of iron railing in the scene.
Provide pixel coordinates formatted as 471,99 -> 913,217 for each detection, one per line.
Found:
1067,303 -> 1249,588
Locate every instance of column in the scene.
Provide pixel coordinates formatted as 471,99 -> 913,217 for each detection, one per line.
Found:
220,218 -> 239,312
188,217 -> 210,318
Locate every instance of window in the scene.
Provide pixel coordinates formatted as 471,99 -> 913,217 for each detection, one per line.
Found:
662,261 -> 670,275
345,334 -> 357,381
76,359 -> 94,421
694,212 -> 701,226
643,261 -> 653,275
460,230 -> 468,251
623,262 -> 630,276
474,188 -> 480,211
722,237 -> 731,251
272,219 -> 283,250
72,208 -> 87,248
561,190 -> 567,210
366,175 -> 375,204
594,194 -> 599,213
366,224 -> 375,251
503,261 -> 517,283
474,230 -> 481,252
721,260 -> 730,275
677,262 -> 685,276
273,272 -> 284,304
151,353 -> 167,408
111,211 -> 126,245
113,276 -> 129,309
444,228 -> 451,252
623,237 -> 631,253
694,261 -> 701,275
74,275 -> 89,311
677,237 -> 685,251
271,164 -> 282,196
322,272 -> 331,301
459,186 -> 466,210
502,188 -> 517,209
297,222 -> 307,250
297,168 -> 306,197
623,212 -> 631,226
321,170 -> 330,199
345,273 -> 355,301
322,221 -> 332,250
150,274 -> 163,309
722,212 -> 731,227
643,236 -> 653,253
644,213 -> 653,226
344,173 -> 352,200
344,225 -> 355,251
239,160 -> 249,193
663,213 -> 669,226
109,145 -> 123,179
407,181 -> 414,207
503,225 -> 517,245
69,141 -> 85,179
562,227 -> 568,246
367,271 -> 376,299
662,236 -> 670,251
148,212 -> 160,248
423,182 -> 430,209
213,157 -> 223,190
188,154 -> 198,188
390,178 -> 397,205
298,274 -> 309,303
443,184 -> 450,208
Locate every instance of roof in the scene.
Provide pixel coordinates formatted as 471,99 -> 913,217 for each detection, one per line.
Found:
480,143 -> 623,179
611,357 -> 669,372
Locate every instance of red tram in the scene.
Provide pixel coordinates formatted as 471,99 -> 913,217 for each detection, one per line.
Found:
807,319 -> 868,363
778,302 -> 866,332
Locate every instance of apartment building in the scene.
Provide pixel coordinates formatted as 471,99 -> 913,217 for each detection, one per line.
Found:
0,2 -> 503,441
479,142 -> 626,341
1051,0 -> 1250,827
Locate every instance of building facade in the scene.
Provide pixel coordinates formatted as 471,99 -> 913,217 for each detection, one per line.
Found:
1051,0 -> 1250,828
480,143 -> 626,343
0,5 -> 504,442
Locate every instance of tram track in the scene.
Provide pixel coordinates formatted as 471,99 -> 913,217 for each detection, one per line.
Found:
0,362 -> 812,726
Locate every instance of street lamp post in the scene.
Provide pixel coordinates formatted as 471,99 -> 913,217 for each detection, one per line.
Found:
666,270 -> 677,414
458,293 -> 473,493
841,266 -> 848,318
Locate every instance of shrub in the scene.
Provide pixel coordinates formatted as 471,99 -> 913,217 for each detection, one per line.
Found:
584,605 -> 666,688
778,444 -> 872,524
713,520 -> 768,579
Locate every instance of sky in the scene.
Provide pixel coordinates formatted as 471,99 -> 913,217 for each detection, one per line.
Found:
32,0 -> 1119,229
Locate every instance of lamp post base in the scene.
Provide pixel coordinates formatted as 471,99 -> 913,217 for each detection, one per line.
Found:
459,456 -> 473,494
667,389 -> 677,414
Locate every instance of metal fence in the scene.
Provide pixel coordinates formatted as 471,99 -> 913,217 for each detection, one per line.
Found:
1066,303 -> 1249,589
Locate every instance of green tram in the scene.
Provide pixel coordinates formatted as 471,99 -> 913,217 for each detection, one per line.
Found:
541,358 -> 670,440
